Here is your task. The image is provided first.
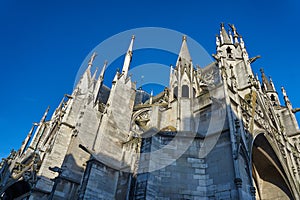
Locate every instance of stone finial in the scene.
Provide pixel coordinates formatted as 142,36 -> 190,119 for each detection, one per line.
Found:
219,23 -> 231,44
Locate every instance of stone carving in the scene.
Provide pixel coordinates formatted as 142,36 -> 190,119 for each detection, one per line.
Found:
131,108 -> 151,135
135,112 -> 150,129
196,67 -> 219,88
278,142 -> 287,159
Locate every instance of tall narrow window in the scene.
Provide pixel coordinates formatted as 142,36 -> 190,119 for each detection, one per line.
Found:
182,85 -> 189,98
173,86 -> 178,99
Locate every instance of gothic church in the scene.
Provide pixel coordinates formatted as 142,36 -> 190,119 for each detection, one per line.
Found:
1,24 -> 300,200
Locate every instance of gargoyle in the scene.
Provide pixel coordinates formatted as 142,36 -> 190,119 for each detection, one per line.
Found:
292,108 -> 300,113
248,55 -> 261,64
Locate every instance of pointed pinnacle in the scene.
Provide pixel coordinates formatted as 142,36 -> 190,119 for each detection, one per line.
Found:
41,106 -> 50,122
128,35 -> 135,52
91,67 -> 99,80
100,60 -> 108,79
178,35 -> 192,62
228,24 -> 237,34
88,52 -> 97,66
122,36 -> 135,77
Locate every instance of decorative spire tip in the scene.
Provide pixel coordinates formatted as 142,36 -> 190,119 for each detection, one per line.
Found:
88,52 -> 97,66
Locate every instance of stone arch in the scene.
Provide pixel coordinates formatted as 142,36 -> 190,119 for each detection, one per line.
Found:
1,180 -> 31,200
170,79 -> 178,101
173,86 -> 178,99
251,133 -> 294,200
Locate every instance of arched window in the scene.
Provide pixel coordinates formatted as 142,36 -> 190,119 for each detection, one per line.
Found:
182,85 -> 189,98
173,86 -> 178,99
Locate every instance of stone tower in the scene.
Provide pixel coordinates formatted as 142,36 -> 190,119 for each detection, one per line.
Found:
1,24 -> 300,200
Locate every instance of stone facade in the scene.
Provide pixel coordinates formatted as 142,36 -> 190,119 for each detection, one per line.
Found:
1,24 -> 300,200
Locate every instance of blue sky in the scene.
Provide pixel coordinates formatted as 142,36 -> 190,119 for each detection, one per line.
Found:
0,0 -> 299,159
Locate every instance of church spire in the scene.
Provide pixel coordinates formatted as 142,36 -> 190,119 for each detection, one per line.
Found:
220,23 -> 231,44
91,67 -> 98,81
176,35 -> 192,67
86,52 -> 97,77
260,68 -> 280,106
74,52 -> 97,94
260,68 -> 273,92
179,36 -> 192,61
93,61 -> 108,104
100,60 -> 107,79
122,35 -> 135,78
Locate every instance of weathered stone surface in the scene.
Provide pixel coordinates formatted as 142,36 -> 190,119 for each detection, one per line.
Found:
0,24 -> 300,200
